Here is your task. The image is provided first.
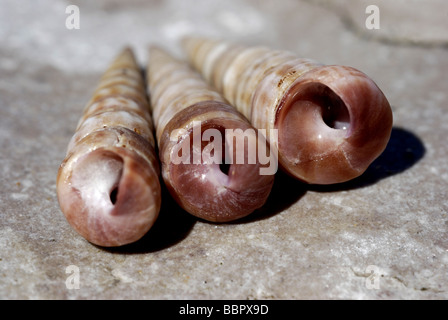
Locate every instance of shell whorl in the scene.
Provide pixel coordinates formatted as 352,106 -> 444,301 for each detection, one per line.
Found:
147,46 -> 228,143
182,37 -> 393,184
146,46 -> 275,222
57,48 -> 161,247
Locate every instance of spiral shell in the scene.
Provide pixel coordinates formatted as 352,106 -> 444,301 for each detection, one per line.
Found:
57,48 -> 161,247
146,46 -> 275,222
183,37 -> 393,184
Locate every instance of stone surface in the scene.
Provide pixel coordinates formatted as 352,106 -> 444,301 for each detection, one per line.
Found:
1,0 -> 447,299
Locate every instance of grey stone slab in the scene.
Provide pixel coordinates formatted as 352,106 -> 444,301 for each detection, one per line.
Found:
0,0 -> 447,299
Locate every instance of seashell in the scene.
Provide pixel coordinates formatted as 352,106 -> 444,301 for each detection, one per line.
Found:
182,37 -> 393,184
146,46 -> 275,222
56,48 -> 161,247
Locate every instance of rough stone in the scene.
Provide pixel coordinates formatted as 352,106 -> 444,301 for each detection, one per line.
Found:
1,0 -> 447,299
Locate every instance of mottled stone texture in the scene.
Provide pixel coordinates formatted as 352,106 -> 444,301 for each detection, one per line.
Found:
0,0 -> 447,299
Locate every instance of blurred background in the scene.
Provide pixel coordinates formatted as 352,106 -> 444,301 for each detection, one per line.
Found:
2,0 -> 447,73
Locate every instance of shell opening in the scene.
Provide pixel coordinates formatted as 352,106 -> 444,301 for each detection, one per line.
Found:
212,126 -> 231,176
167,120 -> 273,222
276,82 -> 351,183
202,125 -> 231,184
72,149 -> 124,210
277,82 -> 351,148
109,186 -> 119,205
320,86 -> 350,131
219,162 -> 231,175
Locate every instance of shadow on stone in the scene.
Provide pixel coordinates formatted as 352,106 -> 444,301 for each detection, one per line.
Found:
308,126 -> 426,192
101,127 -> 423,251
231,170 -> 307,224
101,183 -> 197,254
